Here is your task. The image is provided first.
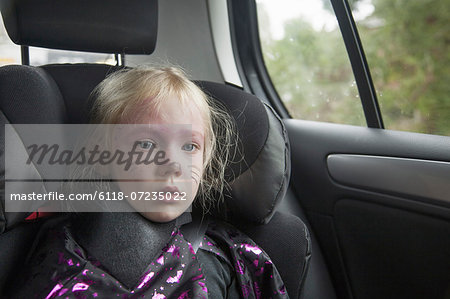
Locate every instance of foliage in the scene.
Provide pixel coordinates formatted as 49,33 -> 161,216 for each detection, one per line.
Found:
258,0 -> 449,135
359,0 -> 449,135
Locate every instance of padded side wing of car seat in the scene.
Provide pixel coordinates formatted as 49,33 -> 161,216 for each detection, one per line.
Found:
241,211 -> 311,299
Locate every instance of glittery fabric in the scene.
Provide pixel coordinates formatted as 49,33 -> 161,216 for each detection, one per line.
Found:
202,222 -> 289,299
7,217 -> 289,299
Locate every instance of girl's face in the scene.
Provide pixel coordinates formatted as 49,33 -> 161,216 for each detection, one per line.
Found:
111,96 -> 206,222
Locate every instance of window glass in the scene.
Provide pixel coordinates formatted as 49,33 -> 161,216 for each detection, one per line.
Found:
29,48 -> 115,66
256,0 -> 366,126
0,15 -> 20,66
354,0 -> 449,135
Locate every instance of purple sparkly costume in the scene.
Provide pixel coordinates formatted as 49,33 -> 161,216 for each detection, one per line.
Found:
7,214 -> 289,299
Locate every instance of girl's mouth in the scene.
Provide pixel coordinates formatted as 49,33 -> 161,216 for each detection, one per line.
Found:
161,186 -> 179,193
158,186 -> 185,203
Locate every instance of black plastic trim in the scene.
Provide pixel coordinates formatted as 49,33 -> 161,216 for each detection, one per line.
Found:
21,46 -> 29,66
227,0 -> 290,119
330,0 -> 384,128
327,154 -> 450,203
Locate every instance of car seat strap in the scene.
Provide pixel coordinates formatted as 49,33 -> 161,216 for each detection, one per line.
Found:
180,209 -> 210,253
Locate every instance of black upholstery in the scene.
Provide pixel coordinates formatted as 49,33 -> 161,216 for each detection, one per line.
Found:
41,64 -> 122,123
0,65 -> 68,233
198,81 -> 291,225
241,211 -> 311,299
0,0 -> 158,54
0,65 -> 67,125
0,219 -> 42,294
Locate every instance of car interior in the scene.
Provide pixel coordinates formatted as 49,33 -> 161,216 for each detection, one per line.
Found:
0,0 -> 449,298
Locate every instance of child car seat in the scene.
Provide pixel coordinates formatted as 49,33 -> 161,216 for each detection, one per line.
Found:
0,0 -> 311,297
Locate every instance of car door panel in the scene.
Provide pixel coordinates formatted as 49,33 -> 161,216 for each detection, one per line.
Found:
285,119 -> 450,299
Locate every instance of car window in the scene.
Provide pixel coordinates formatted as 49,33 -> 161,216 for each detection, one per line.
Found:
354,0 -> 449,136
256,0 -> 449,136
256,0 -> 366,126
0,14 -> 20,66
29,47 -> 115,66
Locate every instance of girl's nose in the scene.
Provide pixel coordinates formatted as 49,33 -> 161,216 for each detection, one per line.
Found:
157,161 -> 182,178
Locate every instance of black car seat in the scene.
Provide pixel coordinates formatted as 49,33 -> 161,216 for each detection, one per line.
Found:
0,0 -> 311,298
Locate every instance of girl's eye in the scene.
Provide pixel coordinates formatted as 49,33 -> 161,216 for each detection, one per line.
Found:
182,143 -> 199,152
137,140 -> 156,150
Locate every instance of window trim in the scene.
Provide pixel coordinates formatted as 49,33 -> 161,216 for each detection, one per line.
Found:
227,0 -> 290,119
330,0 -> 384,128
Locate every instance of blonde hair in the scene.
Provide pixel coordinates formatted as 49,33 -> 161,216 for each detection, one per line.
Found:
89,66 -> 237,211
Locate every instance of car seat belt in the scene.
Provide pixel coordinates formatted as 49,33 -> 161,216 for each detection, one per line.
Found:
179,208 -> 210,253
71,212 -> 177,289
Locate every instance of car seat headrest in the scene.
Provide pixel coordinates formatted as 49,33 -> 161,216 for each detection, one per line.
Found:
0,0 -> 158,54
197,82 -> 291,225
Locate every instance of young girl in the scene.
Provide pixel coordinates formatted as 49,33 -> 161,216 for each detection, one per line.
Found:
8,66 -> 288,298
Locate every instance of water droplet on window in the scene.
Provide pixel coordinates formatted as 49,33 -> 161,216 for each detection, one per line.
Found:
283,92 -> 293,102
